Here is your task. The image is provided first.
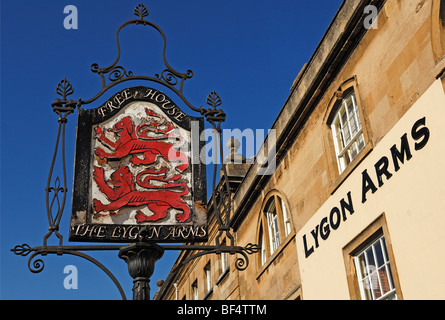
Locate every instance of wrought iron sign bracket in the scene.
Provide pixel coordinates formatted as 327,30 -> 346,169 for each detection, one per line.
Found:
11,3 -> 259,300
79,3 -> 196,112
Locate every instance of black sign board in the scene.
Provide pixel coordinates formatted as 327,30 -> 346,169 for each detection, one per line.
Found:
70,86 -> 207,242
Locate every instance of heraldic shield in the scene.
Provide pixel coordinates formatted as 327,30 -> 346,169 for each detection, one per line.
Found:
69,87 -> 207,243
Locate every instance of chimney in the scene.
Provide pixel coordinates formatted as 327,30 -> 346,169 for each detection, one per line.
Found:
221,138 -> 251,192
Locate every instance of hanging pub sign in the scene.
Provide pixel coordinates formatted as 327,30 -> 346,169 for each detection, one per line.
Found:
69,86 -> 207,243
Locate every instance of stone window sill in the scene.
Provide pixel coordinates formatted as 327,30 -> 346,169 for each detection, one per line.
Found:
215,267 -> 230,286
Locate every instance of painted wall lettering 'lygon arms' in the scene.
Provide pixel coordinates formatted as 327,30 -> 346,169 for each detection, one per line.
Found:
302,117 -> 430,258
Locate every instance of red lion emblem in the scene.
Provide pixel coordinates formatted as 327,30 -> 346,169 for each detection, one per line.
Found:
92,108 -> 191,223
94,108 -> 188,172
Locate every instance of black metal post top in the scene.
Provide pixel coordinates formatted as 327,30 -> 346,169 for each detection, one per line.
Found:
118,243 -> 165,300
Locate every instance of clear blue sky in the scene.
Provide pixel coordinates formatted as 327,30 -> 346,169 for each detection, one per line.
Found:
1,0 -> 342,299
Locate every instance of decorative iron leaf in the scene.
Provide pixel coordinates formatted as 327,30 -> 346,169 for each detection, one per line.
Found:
55,78 -> 74,99
206,91 -> 222,109
243,243 -> 261,254
134,3 -> 149,19
11,244 -> 32,257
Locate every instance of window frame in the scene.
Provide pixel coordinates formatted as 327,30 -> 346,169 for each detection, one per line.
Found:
330,91 -> 365,173
353,234 -> 397,300
343,214 -> 403,300
203,261 -> 214,299
278,196 -> 292,237
265,198 -> 281,255
259,225 -> 267,265
220,238 -> 229,273
191,279 -> 198,300
215,238 -> 230,285
432,0 -> 445,62
204,262 -> 212,293
256,191 -> 294,270
324,77 -> 373,193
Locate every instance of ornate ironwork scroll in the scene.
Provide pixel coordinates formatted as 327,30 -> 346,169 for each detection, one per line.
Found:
11,3 -> 259,300
84,4 -> 195,111
11,243 -> 127,299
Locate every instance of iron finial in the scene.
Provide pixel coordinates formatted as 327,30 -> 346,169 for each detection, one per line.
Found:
134,3 -> 149,20
55,78 -> 74,100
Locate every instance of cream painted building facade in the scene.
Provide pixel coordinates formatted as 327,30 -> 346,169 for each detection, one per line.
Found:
155,0 -> 445,300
